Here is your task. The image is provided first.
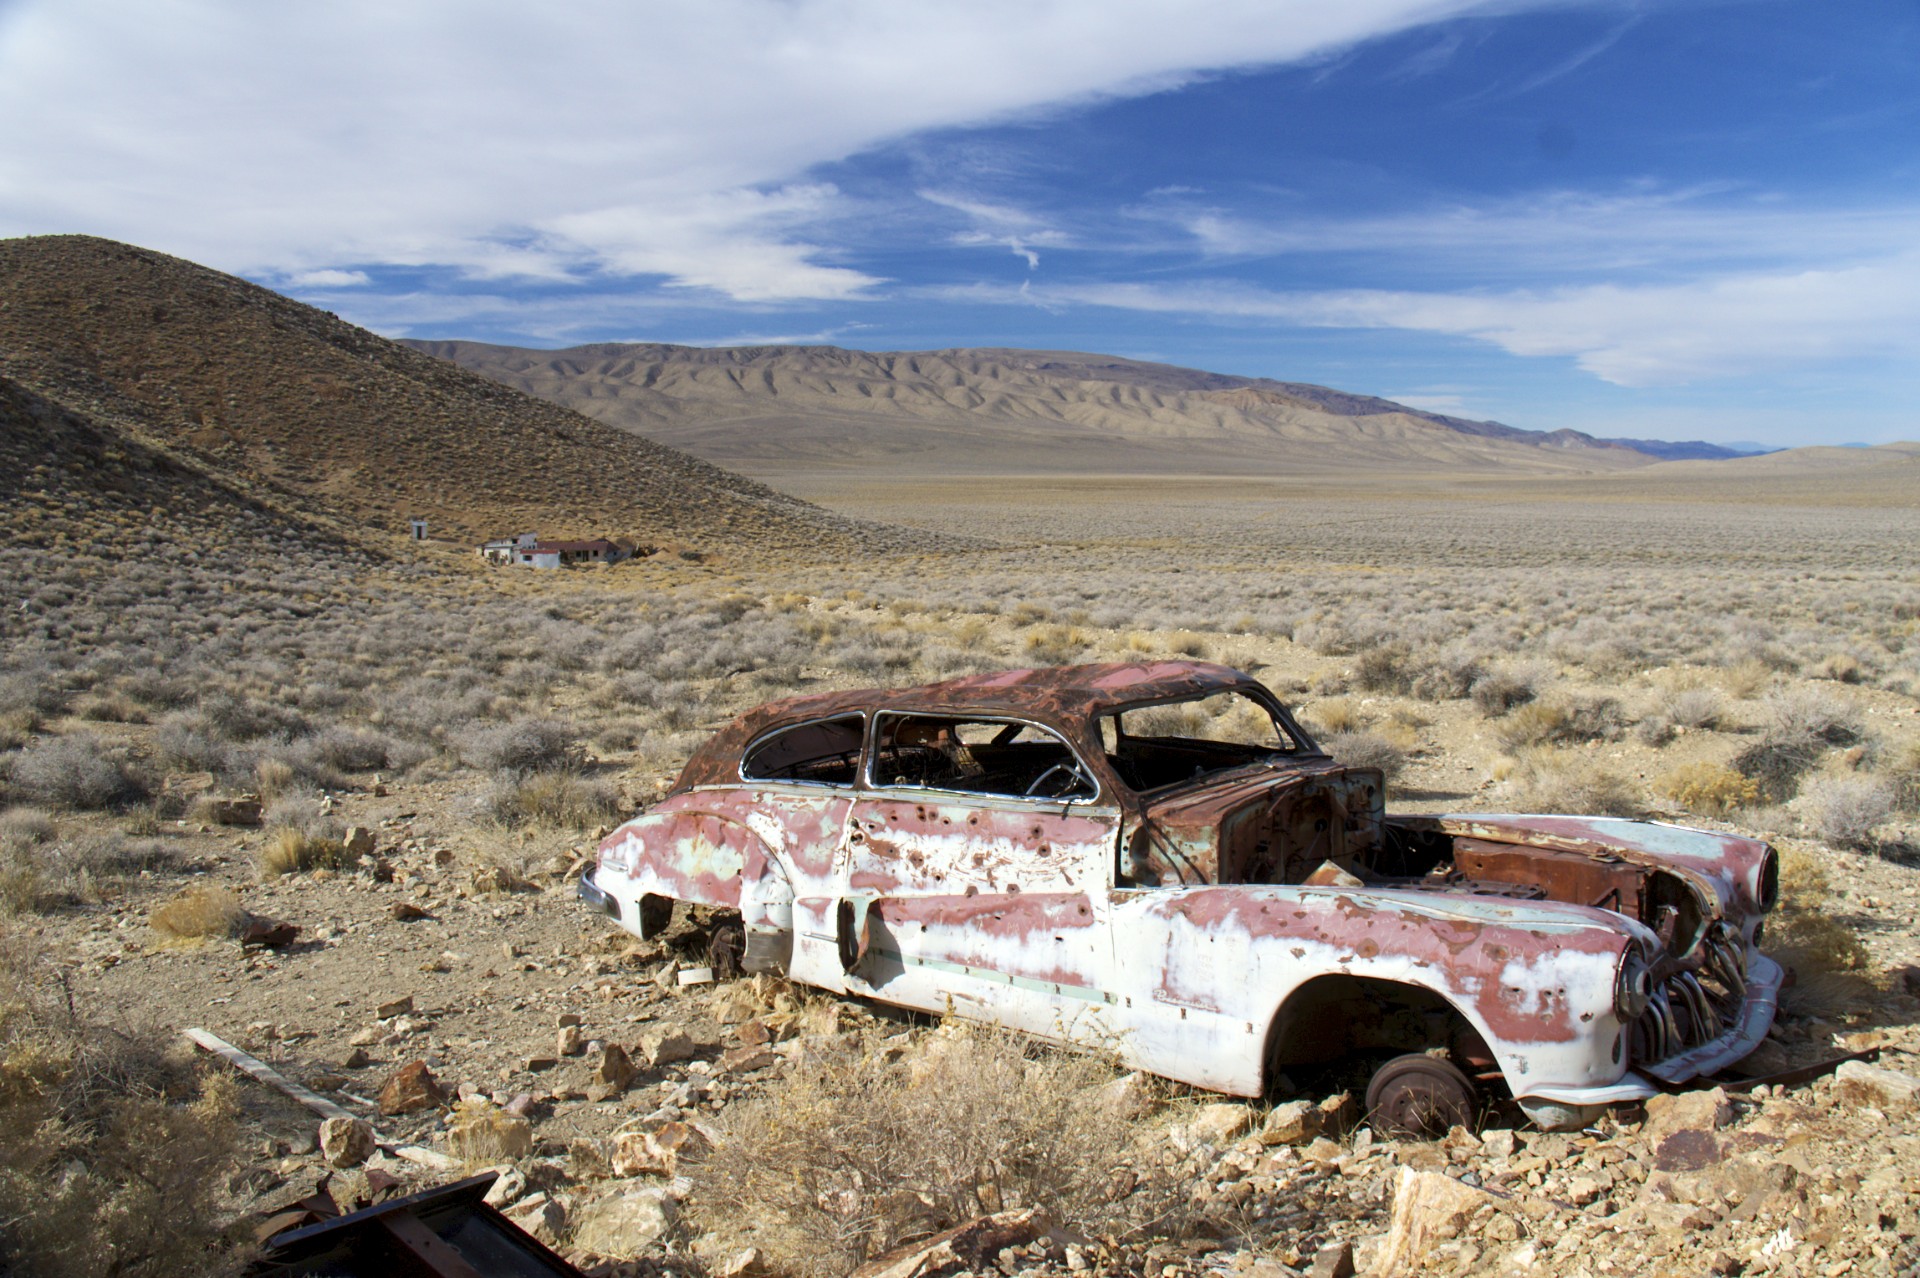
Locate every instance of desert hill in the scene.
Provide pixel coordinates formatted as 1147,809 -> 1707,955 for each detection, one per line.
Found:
0,369 -> 362,563
0,236 -> 925,557
406,340 -> 1694,480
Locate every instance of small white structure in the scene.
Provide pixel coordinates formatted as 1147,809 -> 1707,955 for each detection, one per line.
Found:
409,518 -> 429,540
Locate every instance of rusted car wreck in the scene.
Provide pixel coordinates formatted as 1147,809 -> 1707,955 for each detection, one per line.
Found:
579,661 -> 1782,1131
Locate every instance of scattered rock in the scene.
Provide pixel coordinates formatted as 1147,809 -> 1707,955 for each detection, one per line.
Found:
1374,1167 -> 1502,1275
1307,1239 -> 1355,1278
449,1106 -> 534,1163
557,1012 -> 583,1028
524,1055 -> 559,1073
558,1025 -> 585,1057
240,916 -> 300,950
1479,1128 -> 1517,1158
718,1045 -> 776,1075
1644,1086 -> 1731,1170
377,1060 -> 443,1116
1835,1060 -> 1920,1113
713,1246 -> 771,1278
343,826 -> 376,856
483,1166 -> 527,1208
389,902 -> 430,921
376,996 -> 414,1020
612,1120 -> 709,1176
641,1031 -> 698,1068
593,1044 -> 637,1092
318,1116 -> 376,1168
1093,1071 -> 1158,1120
1258,1099 -> 1323,1146
1174,1102 -> 1253,1150
504,1192 -> 568,1246
205,797 -> 263,828
569,1189 -> 677,1258
341,1047 -> 370,1069
850,1208 -> 1052,1278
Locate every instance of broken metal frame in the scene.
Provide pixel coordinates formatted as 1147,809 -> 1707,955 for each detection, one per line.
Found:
248,1173 -> 583,1278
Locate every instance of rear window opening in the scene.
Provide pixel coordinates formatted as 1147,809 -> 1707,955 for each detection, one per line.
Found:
1100,689 -> 1312,792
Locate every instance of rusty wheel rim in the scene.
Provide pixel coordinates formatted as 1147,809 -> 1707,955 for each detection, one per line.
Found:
1366,1054 -> 1476,1138
707,922 -> 746,980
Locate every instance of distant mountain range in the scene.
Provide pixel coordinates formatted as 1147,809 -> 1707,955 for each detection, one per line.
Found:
405,340 -> 1766,478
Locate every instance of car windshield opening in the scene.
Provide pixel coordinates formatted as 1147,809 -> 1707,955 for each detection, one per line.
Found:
1099,690 -> 1305,792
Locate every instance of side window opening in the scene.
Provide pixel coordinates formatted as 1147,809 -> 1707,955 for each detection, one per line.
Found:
870,714 -> 1095,800
742,714 -> 865,786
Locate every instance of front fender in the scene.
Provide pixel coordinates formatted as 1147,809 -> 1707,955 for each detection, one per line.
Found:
1124,885 -> 1638,1098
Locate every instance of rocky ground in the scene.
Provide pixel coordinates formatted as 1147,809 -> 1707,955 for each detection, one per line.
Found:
41,769 -> 1920,1278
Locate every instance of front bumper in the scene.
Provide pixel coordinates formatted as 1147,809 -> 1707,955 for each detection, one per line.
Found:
1518,952 -> 1785,1109
576,865 -> 620,920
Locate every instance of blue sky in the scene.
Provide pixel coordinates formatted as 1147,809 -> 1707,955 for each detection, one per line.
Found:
3,0 -> 1917,447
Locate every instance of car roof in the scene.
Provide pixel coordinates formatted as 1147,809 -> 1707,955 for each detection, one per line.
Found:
672,661 -> 1266,791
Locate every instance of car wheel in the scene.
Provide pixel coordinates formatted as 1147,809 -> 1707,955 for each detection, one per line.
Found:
707,920 -> 746,980
1365,1053 -> 1476,1137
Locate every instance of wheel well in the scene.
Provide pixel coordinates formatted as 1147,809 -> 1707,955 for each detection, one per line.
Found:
1262,974 -> 1489,1092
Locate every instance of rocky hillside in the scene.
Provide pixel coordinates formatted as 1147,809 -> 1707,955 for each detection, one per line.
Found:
0,236 -> 930,558
407,340 -> 1731,479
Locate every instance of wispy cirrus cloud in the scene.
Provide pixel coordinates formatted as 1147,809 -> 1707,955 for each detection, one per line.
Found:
945,247 -> 1920,386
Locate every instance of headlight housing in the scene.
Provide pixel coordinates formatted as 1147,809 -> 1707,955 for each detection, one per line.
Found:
1615,947 -> 1653,1021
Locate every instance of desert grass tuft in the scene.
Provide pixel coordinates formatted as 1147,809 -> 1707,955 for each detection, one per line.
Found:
1657,762 -> 1760,818
256,827 -> 351,877
1767,846 -> 1873,1012
150,885 -> 247,943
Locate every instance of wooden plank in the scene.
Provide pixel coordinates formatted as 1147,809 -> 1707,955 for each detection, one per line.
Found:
182,1027 -> 459,1172
183,1026 -> 360,1122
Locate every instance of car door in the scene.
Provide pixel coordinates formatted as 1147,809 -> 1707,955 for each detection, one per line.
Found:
730,712 -> 864,992
836,711 -> 1123,1039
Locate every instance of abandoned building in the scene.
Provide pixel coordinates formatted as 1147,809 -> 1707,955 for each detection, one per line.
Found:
477,532 -> 630,569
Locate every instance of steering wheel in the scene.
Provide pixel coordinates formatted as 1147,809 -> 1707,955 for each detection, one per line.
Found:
1024,761 -> 1087,799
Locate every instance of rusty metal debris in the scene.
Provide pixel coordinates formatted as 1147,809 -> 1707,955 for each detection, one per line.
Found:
579,661 -> 1784,1131
248,1173 -> 584,1277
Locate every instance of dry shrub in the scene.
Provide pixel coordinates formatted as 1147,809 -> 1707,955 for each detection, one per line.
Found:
1767,846 -> 1872,1012
1305,698 -> 1362,735
256,827 -> 350,877
1470,668 -> 1538,717
0,937 -> 244,1276
1022,625 -> 1090,666
1499,749 -> 1643,817
456,717 -> 580,773
1662,685 -> 1725,731
1885,742 -> 1920,815
254,757 -> 295,802
689,1023 -> 1196,1277
149,885 -> 246,942
1764,686 -> 1862,748
1495,696 -> 1628,750
1354,644 -> 1412,694
1165,630 -> 1208,658
7,734 -> 144,811
1320,730 -> 1406,782
1657,762 -> 1760,818
488,770 -> 620,829
1801,776 -> 1894,850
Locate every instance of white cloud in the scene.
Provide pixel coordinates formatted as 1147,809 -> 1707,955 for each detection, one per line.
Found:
0,0 -> 1524,301
285,268 -> 370,288
1159,188 -> 1920,277
959,248 -> 1920,385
